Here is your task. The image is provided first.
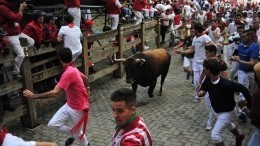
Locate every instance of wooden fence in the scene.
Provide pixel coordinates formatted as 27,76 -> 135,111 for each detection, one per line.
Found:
0,19 -> 161,128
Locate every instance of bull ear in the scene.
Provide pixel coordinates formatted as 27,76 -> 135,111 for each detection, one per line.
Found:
135,59 -> 145,65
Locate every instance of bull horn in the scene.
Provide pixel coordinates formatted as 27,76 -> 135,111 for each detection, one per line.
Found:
114,58 -> 126,62
135,59 -> 145,65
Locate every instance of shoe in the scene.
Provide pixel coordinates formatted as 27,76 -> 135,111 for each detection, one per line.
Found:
193,97 -> 200,103
239,113 -> 247,122
65,137 -> 75,146
144,46 -> 149,50
13,74 -> 23,81
206,125 -> 212,131
121,17 -> 126,20
87,143 -> 91,146
186,71 -> 191,80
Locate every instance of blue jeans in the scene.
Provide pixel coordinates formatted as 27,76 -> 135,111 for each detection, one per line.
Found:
248,128 -> 260,146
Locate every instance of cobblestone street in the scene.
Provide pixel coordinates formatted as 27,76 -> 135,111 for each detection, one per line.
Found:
7,45 -> 255,146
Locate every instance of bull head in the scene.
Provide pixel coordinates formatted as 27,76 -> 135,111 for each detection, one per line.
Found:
135,59 -> 145,65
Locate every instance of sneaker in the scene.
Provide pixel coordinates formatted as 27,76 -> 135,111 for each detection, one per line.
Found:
87,143 -> 91,146
239,113 -> 247,122
193,97 -> 200,103
144,46 -> 149,50
206,125 -> 212,131
13,74 -> 23,81
65,137 -> 75,146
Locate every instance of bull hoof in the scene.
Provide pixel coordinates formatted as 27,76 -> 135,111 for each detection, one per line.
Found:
148,93 -> 154,98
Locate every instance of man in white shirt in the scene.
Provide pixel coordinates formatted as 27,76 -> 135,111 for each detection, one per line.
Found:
183,2 -> 192,21
57,15 -> 82,61
174,23 -> 215,102
205,19 -> 221,53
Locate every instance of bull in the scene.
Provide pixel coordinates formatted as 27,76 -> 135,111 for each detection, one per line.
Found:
115,48 -> 171,97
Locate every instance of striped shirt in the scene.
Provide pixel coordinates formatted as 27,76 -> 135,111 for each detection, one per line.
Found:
112,116 -> 152,146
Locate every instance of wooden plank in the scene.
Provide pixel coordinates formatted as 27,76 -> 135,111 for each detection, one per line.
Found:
0,81 -> 23,96
28,42 -> 63,57
31,56 -> 59,68
122,25 -> 141,36
32,59 -> 82,83
3,105 -> 27,125
89,64 -> 119,82
144,20 -> 158,29
87,29 -> 118,42
89,46 -> 118,63
123,38 -> 141,51
90,43 -> 114,52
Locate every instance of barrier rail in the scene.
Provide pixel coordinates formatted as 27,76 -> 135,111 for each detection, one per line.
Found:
0,19 -> 161,128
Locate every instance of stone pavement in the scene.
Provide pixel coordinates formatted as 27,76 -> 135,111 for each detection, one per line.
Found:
7,44 -> 255,146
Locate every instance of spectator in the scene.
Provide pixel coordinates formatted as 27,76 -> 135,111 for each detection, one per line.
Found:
64,0 -> 81,27
160,9 -> 170,44
23,48 -> 91,146
22,10 -> 45,49
57,15 -> 82,61
105,0 -> 127,42
111,88 -> 152,146
0,0 -> 35,80
42,13 -> 59,47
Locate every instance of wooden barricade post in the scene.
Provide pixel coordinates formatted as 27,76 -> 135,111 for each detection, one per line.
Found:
82,32 -> 89,76
156,18 -> 161,48
21,53 -> 39,128
113,24 -> 124,78
140,20 -> 145,52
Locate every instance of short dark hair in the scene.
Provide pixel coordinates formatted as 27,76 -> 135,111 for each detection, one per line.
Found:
205,45 -> 217,54
110,88 -> 136,108
194,23 -> 204,33
58,48 -> 72,63
65,15 -> 74,24
203,58 -> 222,75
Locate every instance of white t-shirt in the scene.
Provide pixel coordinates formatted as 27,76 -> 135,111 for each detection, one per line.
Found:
155,4 -> 167,13
192,34 -> 212,63
160,13 -> 169,26
3,133 -> 36,146
227,22 -> 237,35
206,26 -> 220,44
58,25 -> 83,61
197,13 -> 205,25
184,5 -> 191,16
115,0 -> 122,8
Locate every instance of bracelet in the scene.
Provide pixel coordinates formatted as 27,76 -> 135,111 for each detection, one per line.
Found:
241,106 -> 247,112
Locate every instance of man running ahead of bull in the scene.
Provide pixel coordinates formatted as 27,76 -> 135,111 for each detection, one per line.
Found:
23,48 -> 91,146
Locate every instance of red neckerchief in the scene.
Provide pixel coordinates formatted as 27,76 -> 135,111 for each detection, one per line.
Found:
211,26 -> 217,31
62,62 -> 75,74
0,128 -> 8,145
68,23 -> 75,28
196,32 -> 205,38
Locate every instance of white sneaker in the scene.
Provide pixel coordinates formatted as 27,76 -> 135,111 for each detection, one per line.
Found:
206,125 -> 212,131
144,46 -> 149,50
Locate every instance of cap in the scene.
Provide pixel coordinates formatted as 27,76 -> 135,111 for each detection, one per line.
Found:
45,13 -> 57,20
32,10 -> 46,18
85,19 -> 95,26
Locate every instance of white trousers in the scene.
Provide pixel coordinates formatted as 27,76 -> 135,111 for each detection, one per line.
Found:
107,14 -> 119,41
238,70 -> 255,100
6,33 -> 34,74
192,61 -> 203,97
222,45 -> 230,67
211,110 -> 236,144
183,57 -> 193,68
133,10 -> 143,25
68,8 -> 81,27
142,8 -> 155,18
48,103 -> 89,146
3,133 -> 36,146
84,9 -> 92,20
205,93 -> 216,127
